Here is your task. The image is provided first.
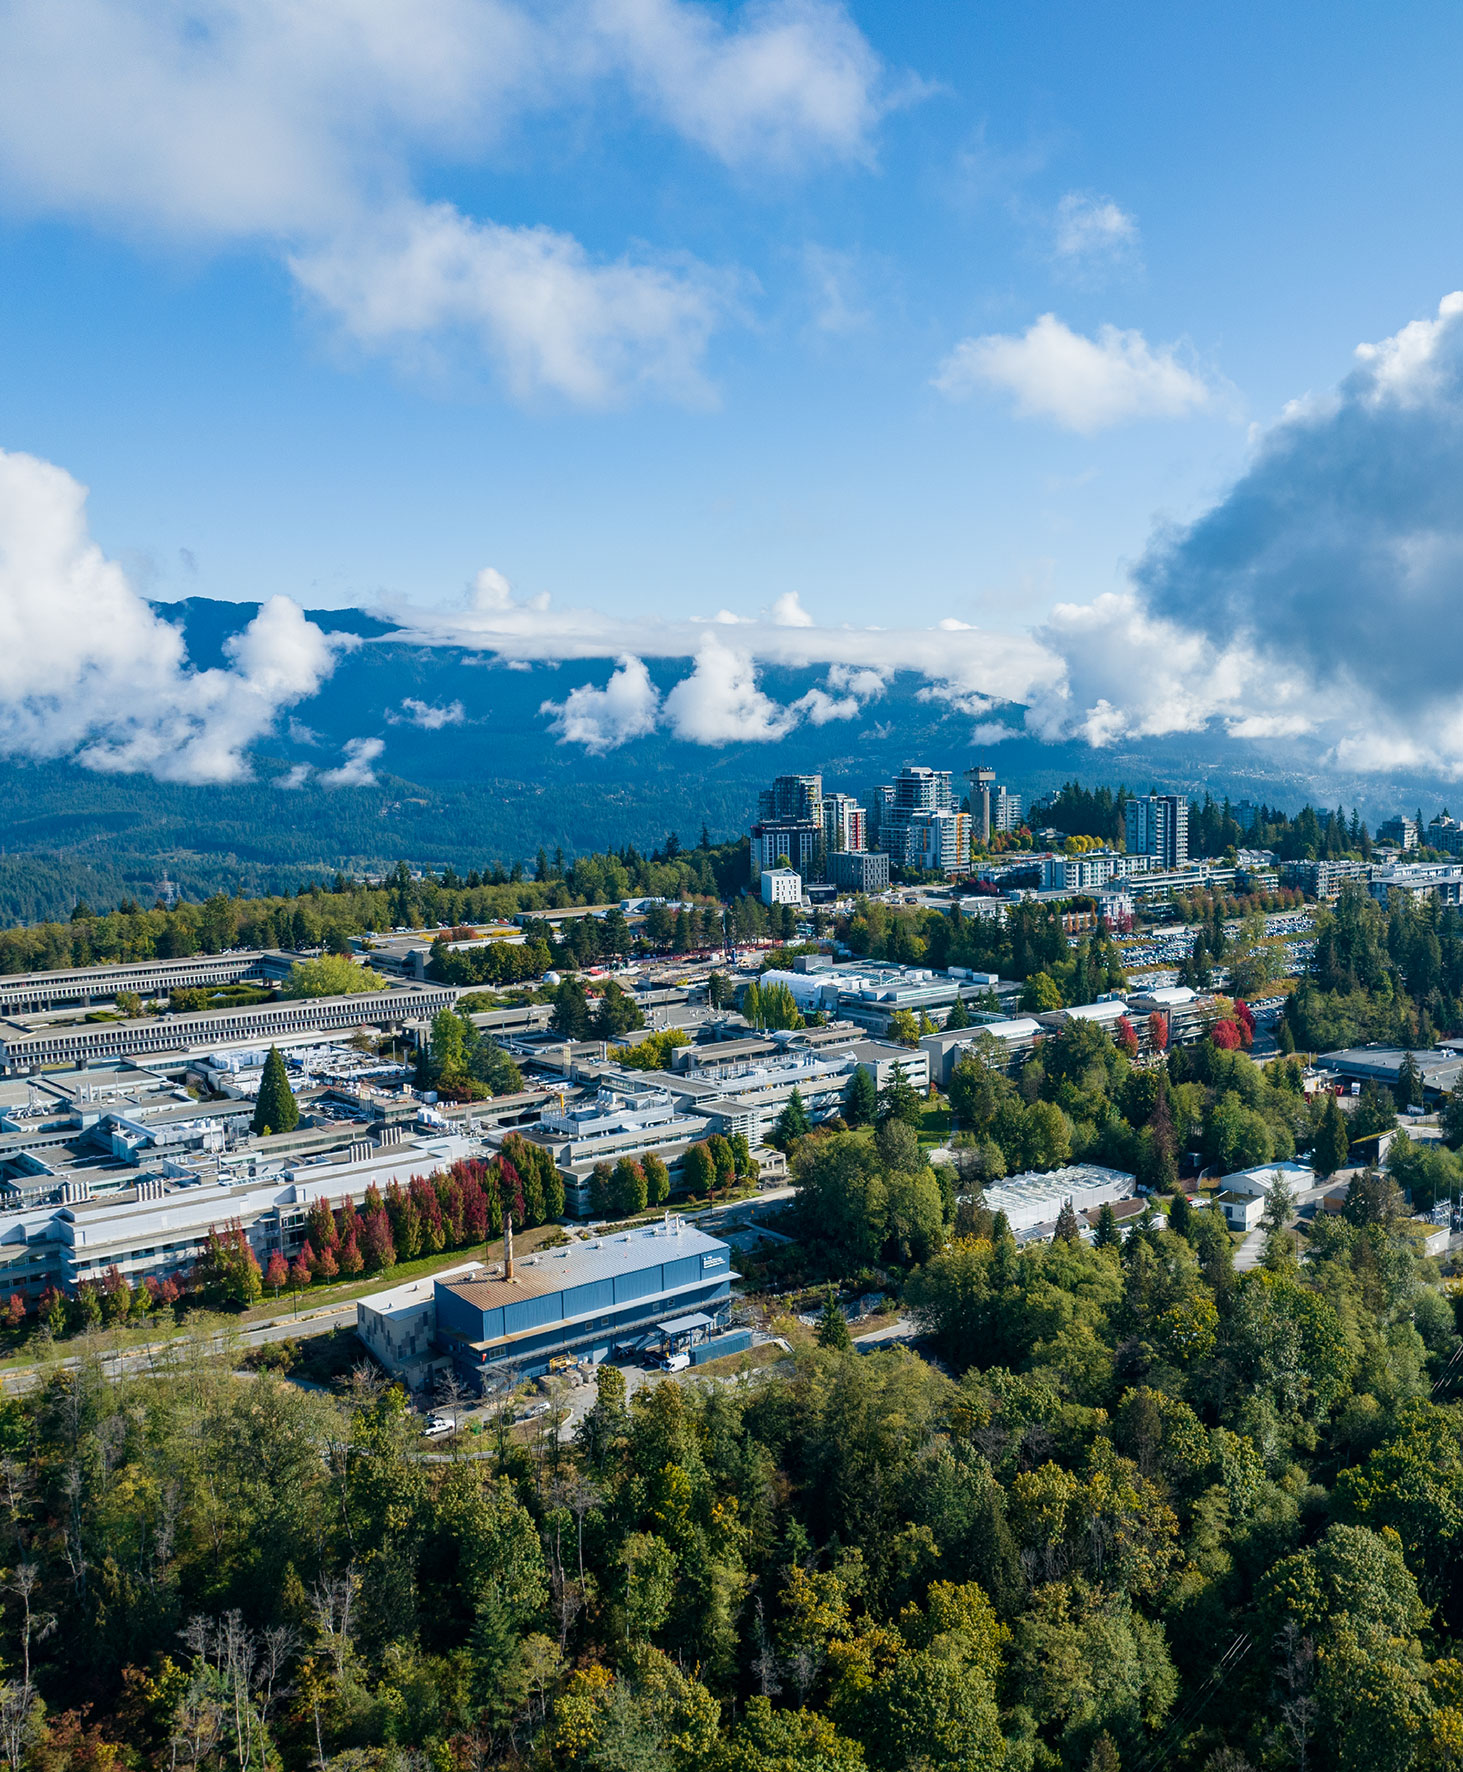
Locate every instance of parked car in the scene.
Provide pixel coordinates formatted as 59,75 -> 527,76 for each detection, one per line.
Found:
422,1415 -> 454,1438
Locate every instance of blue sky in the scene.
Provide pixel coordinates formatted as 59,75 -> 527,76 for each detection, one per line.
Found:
2,0 -> 1463,783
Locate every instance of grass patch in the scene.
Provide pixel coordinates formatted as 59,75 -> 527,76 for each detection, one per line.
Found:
918,1099 -> 953,1145
692,1344 -> 785,1378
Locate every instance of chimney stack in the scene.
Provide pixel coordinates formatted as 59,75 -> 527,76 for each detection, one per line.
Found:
504,1213 -> 515,1281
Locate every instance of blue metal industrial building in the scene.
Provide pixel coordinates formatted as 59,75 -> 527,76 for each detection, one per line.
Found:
435,1214 -> 734,1388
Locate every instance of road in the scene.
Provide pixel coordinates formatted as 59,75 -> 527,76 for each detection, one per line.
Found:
0,1295 -> 363,1395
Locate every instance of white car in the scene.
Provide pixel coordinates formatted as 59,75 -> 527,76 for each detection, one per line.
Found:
518,1400 -> 552,1421
422,1415 -> 454,1438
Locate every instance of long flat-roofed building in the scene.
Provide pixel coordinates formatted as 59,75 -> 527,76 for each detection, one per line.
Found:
0,952 -> 268,1014
434,1215 -> 733,1387
0,1130 -> 477,1298
0,982 -> 457,1074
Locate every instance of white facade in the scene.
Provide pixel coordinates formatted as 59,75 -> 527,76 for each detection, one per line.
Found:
1125,795 -> 1189,870
761,869 -> 803,907
1222,1160 -> 1315,1199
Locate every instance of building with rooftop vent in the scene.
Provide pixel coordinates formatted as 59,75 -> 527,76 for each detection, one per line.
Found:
429,1215 -> 734,1388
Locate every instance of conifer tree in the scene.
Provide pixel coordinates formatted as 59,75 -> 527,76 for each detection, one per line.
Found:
816,1287 -> 853,1351
772,1088 -> 812,1149
944,995 -> 971,1031
1052,1199 -> 1081,1243
1314,1092 -> 1350,1178
252,1046 -> 299,1138
1094,1201 -> 1120,1247
845,1066 -> 878,1128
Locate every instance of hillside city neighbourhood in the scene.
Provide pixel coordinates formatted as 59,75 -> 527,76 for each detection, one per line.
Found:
1,763 -> 1462,1767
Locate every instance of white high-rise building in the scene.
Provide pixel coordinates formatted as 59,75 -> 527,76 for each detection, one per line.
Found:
1125,795 -> 1189,869
822,793 -> 867,854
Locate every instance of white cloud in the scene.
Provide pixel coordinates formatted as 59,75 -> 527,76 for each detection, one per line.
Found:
291,204 -> 734,407
997,292 -> 1463,777
1053,192 -> 1138,263
389,697 -> 467,729
825,662 -> 885,700
388,571 -> 1060,709
0,448 -> 338,783
662,639 -> 797,743
789,687 -> 859,723
319,736 -> 385,787
768,590 -> 815,627
280,763 -> 313,789
0,0 -> 896,404
934,313 -> 1213,433
540,655 -> 661,752
590,0 -> 895,169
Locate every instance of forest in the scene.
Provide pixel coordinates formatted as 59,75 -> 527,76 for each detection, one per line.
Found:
6,1016 -> 1463,1772
1284,882 -> 1463,1052
0,840 -> 748,980
5,869 -> 1463,1764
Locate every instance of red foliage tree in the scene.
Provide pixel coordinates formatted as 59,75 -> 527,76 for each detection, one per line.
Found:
338,1232 -> 364,1276
1115,1015 -> 1139,1059
264,1250 -> 288,1296
362,1210 -> 396,1273
1211,1019 -> 1243,1051
1148,1011 -> 1169,1052
2,1294 -> 25,1329
288,1252 -> 313,1290
316,1244 -> 339,1280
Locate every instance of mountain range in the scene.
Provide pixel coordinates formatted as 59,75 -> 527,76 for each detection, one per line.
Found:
0,597 -> 1444,923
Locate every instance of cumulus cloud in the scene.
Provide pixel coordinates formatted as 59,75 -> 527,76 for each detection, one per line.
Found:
0,448 -> 338,783
540,655 -> 661,752
291,205 -> 734,406
388,697 -> 467,729
768,590 -> 815,627
934,313 -> 1213,433
1052,192 -> 1139,264
0,0 -> 897,403
1015,293 -> 1463,775
663,640 -> 797,743
319,736 -> 385,788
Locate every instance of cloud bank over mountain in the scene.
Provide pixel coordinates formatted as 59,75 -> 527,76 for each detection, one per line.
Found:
3,296 -> 1463,785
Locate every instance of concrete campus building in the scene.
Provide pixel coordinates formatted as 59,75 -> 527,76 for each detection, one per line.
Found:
0,981 -> 458,1074
0,1127 -> 478,1299
358,1215 -> 736,1391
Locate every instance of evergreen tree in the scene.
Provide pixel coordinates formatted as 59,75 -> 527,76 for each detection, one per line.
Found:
1168,1188 -> 1192,1237
1094,1201 -> 1120,1247
252,1046 -> 299,1138
816,1286 -> 853,1351
1277,1019 -> 1296,1056
876,1064 -> 924,1131
1052,1199 -> 1081,1243
1313,1092 -> 1351,1178
944,995 -> 971,1031
550,975 -> 591,1040
1396,1050 -> 1425,1110
845,1066 -> 878,1127
772,1088 -> 812,1150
